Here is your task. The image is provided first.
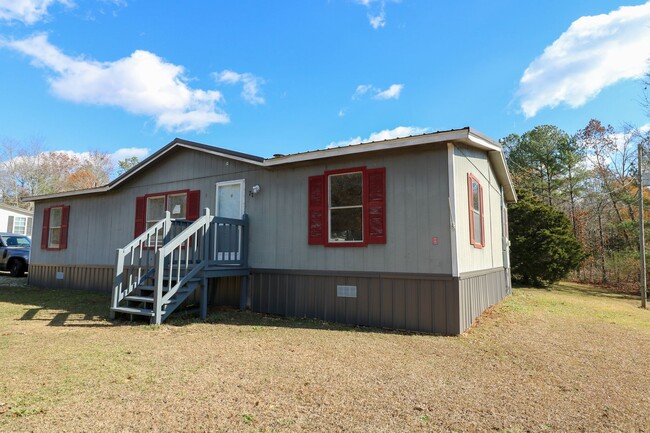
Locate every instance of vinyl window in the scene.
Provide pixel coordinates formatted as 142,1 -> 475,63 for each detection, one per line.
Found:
468,173 -> 485,248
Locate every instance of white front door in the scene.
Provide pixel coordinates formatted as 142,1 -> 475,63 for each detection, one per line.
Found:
215,180 -> 245,260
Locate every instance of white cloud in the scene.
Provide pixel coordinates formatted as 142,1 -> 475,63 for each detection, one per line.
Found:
352,0 -> 398,29
327,126 -> 429,148
214,69 -> 265,105
518,2 -> 650,118
353,84 -> 373,99
374,83 -> 403,100
369,10 -> 385,29
2,33 -> 228,132
110,147 -> 149,162
353,83 -> 404,100
0,0 -> 72,24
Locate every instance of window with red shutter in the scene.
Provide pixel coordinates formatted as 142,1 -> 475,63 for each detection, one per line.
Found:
41,205 -> 70,250
134,189 -> 200,237
309,167 -> 387,247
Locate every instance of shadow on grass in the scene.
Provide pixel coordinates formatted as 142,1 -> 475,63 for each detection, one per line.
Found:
0,283 -> 113,327
0,283 -> 435,336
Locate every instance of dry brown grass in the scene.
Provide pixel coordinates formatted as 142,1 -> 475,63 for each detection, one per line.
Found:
1,276 -> 649,432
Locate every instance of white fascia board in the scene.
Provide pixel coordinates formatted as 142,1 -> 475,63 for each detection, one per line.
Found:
488,151 -> 517,202
264,130 -> 469,166
465,131 -> 501,152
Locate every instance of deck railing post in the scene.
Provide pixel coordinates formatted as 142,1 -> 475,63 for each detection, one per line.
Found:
203,208 -> 211,263
153,249 -> 165,325
111,248 -> 125,318
241,213 -> 249,267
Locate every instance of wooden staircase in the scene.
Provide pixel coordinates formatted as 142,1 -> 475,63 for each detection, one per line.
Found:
110,209 -> 249,324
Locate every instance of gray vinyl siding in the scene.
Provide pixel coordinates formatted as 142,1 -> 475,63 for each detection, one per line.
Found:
31,146 -> 452,275
249,147 -> 451,274
453,144 -> 505,274
30,147 -> 262,267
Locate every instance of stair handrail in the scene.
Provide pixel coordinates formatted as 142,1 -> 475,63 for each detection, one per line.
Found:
153,208 -> 213,323
111,211 -> 172,312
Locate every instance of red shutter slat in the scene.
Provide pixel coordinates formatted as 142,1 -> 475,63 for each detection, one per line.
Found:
308,175 -> 325,245
187,190 -> 201,220
365,168 -> 386,244
134,196 -> 146,237
60,205 -> 70,250
41,207 -> 50,249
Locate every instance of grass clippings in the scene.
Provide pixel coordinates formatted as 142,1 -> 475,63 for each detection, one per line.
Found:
0,280 -> 649,432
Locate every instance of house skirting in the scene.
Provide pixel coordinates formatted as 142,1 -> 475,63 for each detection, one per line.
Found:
457,267 -> 510,333
247,267 -> 509,335
28,264 -> 114,292
27,264 -> 510,335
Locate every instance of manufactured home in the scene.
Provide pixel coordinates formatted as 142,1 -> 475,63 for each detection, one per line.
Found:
26,127 -> 516,335
0,203 -> 33,237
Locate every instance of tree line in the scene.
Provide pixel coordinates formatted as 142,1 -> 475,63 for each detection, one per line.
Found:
0,137 -> 139,210
504,119 -> 650,287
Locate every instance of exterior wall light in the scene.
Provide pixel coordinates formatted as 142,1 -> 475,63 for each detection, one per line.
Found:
249,184 -> 261,197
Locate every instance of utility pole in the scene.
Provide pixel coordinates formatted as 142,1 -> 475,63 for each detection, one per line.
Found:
639,139 -> 647,309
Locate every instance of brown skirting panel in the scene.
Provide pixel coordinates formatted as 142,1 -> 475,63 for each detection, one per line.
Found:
457,267 -> 509,333
209,276 -> 241,307
248,270 -> 458,335
28,264 -> 114,292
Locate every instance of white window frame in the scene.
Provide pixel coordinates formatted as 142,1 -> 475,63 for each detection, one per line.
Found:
328,171 -> 364,244
12,216 -> 27,235
48,207 -> 63,249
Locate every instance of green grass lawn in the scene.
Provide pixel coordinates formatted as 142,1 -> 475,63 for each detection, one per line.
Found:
1,278 -> 649,432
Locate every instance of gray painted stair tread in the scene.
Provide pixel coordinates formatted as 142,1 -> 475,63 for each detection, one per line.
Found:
124,295 -> 154,303
111,306 -> 155,316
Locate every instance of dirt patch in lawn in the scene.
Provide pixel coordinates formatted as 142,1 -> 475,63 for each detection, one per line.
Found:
0,282 -> 649,432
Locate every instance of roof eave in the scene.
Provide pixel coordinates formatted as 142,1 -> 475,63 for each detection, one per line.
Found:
264,129 -> 470,166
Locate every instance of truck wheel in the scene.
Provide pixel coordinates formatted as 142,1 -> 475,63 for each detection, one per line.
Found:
8,260 -> 25,278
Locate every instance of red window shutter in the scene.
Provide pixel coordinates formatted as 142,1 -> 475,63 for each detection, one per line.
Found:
479,182 -> 485,247
308,175 -> 325,245
41,207 -> 51,249
187,190 -> 201,220
365,167 -> 386,244
134,196 -> 146,237
60,205 -> 70,250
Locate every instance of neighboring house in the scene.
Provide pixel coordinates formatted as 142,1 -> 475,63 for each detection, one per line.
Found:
0,203 -> 33,237
25,127 -> 516,335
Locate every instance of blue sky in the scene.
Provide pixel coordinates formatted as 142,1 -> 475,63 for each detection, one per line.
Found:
0,0 -> 649,162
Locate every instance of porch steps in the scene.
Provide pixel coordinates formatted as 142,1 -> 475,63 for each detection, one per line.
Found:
111,275 -> 199,321
110,210 -> 250,325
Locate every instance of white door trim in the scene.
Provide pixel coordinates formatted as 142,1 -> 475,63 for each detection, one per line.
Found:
214,179 -> 245,261
215,179 -> 246,218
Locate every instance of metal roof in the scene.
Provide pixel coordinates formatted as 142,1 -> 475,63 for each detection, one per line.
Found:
24,128 -> 516,202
